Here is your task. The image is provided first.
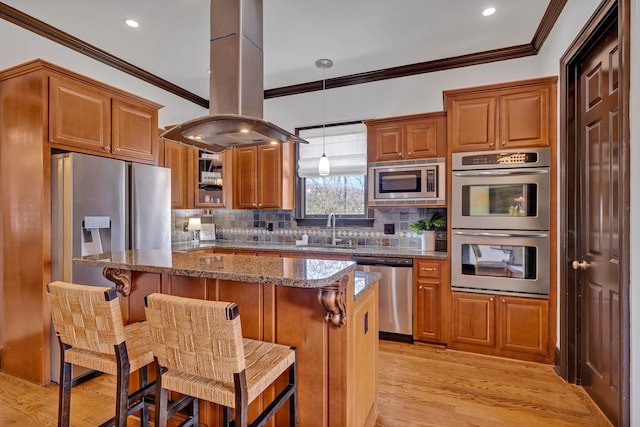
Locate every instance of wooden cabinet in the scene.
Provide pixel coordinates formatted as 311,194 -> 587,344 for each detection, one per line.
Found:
0,59 -> 162,384
451,291 -> 551,362
49,72 -> 161,163
233,143 -> 294,210
163,141 -> 193,208
163,141 -> 231,209
365,112 -> 446,162
445,77 -> 557,153
413,259 -> 448,343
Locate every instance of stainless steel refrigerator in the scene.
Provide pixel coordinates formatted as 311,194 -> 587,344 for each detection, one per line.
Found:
50,152 -> 171,382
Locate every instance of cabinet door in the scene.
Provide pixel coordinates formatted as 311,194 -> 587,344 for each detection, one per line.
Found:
49,75 -> 111,153
497,296 -> 549,356
257,144 -> 282,209
499,88 -> 549,149
415,280 -> 440,342
448,96 -> 496,152
414,261 -> 443,342
234,147 -> 258,209
451,292 -> 495,347
112,97 -> 157,163
163,141 -> 190,208
405,119 -> 439,158
371,125 -> 404,161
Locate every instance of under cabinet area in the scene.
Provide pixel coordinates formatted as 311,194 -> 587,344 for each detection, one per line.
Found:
450,291 -> 551,363
48,68 -> 161,163
413,259 -> 449,344
444,76 -> 557,153
365,112 -> 446,162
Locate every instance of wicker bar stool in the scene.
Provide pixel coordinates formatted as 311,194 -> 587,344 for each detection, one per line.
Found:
144,293 -> 298,427
46,281 -> 156,427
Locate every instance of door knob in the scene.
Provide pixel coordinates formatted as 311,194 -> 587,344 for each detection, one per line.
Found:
572,260 -> 590,270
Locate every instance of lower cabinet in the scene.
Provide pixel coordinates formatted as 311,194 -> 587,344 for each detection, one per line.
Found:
450,291 -> 551,363
413,259 -> 449,343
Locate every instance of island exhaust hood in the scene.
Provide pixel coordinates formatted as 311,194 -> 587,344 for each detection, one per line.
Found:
161,0 -> 307,152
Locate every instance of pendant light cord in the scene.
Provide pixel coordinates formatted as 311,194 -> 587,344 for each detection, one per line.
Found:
322,66 -> 326,156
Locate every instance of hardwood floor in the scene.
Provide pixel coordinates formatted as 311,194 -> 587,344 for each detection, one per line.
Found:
0,340 -> 611,426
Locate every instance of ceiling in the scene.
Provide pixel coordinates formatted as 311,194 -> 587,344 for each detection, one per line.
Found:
0,0 -> 553,110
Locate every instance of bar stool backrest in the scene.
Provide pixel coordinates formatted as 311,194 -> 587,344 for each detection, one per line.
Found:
144,293 -> 246,382
47,281 -> 125,353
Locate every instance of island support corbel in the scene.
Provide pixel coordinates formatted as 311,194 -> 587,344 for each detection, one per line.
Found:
317,275 -> 348,327
103,268 -> 132,296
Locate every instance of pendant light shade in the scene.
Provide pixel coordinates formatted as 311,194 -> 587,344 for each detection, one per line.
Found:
316,58 -> 333,176
318,153 -> 330,176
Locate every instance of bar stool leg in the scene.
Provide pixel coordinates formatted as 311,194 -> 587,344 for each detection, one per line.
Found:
139,366 -> 149,426
114,343 -> 130,427
58,341 -> 72,427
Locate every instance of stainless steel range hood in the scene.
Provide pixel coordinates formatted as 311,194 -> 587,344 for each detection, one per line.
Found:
161,0 -> 307,152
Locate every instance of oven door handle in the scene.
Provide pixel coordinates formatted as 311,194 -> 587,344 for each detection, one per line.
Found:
453,231 -> 548,238
452,170 -> 549,177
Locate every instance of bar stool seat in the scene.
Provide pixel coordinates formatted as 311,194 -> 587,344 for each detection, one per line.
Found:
144,293 -> 298,427
46,281 -> 156,427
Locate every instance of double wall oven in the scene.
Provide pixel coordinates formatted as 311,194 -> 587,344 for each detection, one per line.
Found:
450,148 -> 550,298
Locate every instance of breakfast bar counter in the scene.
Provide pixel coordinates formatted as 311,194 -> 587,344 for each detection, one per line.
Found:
75,250 -> 379,427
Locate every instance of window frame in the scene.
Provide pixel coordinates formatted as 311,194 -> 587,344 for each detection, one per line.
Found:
294,120 -> 374,226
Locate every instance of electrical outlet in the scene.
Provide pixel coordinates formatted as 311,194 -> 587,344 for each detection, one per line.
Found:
266,222 -> 273,232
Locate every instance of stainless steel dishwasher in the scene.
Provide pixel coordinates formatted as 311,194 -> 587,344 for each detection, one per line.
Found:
353,256 -> 413,343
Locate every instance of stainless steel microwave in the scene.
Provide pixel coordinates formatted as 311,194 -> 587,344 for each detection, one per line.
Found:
368,158 -> 446,206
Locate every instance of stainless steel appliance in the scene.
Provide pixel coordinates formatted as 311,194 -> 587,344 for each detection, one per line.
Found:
50,152 -> 171,382
368,158 -> 446,206
451,148 -> 550,230
450,147 -> 550,298
354,256 -> 413,342
451,230 -> 550,297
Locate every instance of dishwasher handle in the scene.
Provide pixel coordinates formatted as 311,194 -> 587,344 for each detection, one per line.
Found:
352,256 -> 413,267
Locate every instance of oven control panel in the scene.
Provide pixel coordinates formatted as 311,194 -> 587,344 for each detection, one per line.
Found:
452,147 -> 550,170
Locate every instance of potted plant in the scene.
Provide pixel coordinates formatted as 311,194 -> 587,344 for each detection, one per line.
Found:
410,212 -> 446,251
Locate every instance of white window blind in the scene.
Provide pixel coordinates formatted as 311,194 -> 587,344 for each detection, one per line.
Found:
297,123 -> 367,178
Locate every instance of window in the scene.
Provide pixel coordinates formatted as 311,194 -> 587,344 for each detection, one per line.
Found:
296,123 -> 368,218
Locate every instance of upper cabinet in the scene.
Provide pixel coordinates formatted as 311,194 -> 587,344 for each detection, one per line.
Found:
47,65 -> 161,164
163,141 -> 231,209
365,112 -> 446,162
444,77 -> 557,153
233,143 -> 294,210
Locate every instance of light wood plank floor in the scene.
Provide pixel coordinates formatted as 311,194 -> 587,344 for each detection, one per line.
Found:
0,340 -> 611,426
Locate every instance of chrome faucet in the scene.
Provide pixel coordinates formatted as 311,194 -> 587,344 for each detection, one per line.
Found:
327,213 -> 339,245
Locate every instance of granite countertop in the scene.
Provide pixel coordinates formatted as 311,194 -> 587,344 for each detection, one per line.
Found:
354,271 -> 380,300
74,250 -> 357,289
172,240 -> 448,260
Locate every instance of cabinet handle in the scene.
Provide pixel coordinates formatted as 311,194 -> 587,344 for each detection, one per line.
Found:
490,297 -> 494,302
501,298 -> 506,303
398,152 -> 402,157
104,146 -> 110,152
501,140 -> 506,146
489,142 -> 495,148
114,148 -> 120,152
421,267 -> 437,271
408,152 -> 412,155
418,286 -> 424,290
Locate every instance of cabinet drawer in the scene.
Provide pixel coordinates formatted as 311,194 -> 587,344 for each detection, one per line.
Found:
416,261 -> 440,278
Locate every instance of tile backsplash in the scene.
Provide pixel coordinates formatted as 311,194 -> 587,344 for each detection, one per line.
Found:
173,208 -> 447,251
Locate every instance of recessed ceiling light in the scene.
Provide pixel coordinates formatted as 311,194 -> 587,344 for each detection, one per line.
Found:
125,19 -> 139,28
482,7 -> 496,16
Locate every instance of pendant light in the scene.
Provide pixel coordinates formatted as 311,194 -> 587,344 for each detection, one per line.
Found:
316,58 -> 333,176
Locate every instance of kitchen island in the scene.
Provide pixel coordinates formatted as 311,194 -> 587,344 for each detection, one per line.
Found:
75,250 -> 379,427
